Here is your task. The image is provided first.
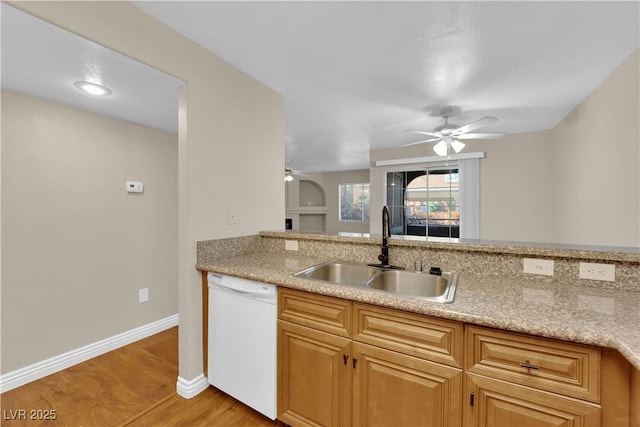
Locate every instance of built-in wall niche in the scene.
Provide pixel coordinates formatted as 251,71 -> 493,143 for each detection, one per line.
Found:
299,180 -> 325,207
285,178 -> 328,232
299,214 -> 326,231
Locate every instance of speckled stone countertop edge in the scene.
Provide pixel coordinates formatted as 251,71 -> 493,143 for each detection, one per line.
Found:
260,230 -> 640,262
198,251 -> 640,371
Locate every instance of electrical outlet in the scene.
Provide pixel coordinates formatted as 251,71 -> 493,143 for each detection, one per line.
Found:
523,258 -> 554,276
579,262 -> 615,282
139,288 -> 149,303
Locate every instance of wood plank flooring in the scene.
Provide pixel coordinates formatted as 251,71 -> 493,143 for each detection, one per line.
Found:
1,327 -> 282,426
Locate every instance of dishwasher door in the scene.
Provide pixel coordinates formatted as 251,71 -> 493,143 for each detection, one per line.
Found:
207,273 -> 277,420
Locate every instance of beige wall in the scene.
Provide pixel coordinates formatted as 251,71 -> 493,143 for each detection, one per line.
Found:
370,49 -> 639,247
1,91 -> 178,372
476,131 -> 555,242
551,49 -> 639,247
6,2 -> 285,383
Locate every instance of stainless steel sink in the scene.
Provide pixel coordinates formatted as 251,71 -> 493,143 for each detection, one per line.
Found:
293,261 -> 380,285
293,261 -> 457,303
367,270 -> 457,303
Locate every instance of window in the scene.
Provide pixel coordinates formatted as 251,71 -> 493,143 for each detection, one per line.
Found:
339,183 -> 370,222
386,167 -> 459,238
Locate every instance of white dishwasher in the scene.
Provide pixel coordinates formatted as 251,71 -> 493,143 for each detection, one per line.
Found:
207,272 -> 277,420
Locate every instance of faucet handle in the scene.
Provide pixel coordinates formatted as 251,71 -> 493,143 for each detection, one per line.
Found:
414,260 -> 423,272
429,266 -> 442,276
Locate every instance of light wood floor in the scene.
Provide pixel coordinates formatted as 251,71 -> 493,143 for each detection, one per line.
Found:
1,327 -> 282,426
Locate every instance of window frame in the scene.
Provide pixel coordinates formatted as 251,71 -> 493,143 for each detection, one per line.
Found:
338,182 -> 370,222
384,163 -> 460,238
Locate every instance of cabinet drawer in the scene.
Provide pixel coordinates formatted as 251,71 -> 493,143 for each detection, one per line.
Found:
353,304 -> 463,367
278,288 -> 352,337
465,325 -> 600,402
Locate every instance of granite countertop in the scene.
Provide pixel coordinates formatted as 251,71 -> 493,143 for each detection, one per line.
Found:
198,251 -> 640,370
260,230 -> 640,262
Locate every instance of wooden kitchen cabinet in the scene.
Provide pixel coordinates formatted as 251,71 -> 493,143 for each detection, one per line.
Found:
352,341 -> 462,427
278,288 -> 464,427
353,303 -> 463,368
465,325 -> 600,402
464,325 -> 639,427
279,287 -> 352,338
274,288 -> 637,427
464,373 -> 600,427
278,289 -> 353,427
278,320 -> 352,427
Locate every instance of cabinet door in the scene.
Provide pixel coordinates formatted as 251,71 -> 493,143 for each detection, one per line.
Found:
465,374 -> 600,427
352,342 -> 462,427
278,320 -> 352,427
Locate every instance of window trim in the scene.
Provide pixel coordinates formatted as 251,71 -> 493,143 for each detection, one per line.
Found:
375,151 -> 484,167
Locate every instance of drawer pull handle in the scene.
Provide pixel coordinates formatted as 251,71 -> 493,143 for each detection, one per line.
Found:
520,360 -> 539,370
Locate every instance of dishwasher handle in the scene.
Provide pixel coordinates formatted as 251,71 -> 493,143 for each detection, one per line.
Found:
208,273 -> 277,301
211,282 -> 260,296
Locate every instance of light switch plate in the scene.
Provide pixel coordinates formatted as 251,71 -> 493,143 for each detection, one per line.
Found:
227,208 -> 237,225
285,240 -> 299,251
139,288 -> 149,303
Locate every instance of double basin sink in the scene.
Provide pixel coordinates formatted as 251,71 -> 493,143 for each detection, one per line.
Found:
293,261 -> 457,303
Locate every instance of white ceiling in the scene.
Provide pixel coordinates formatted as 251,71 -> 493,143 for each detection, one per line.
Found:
1,3 -> 183,134
3,2 -> 639,173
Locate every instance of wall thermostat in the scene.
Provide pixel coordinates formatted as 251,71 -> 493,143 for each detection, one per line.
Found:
126,181 -> 144,193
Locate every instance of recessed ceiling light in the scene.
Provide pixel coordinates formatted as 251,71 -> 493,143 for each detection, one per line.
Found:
73,81 -> 112,96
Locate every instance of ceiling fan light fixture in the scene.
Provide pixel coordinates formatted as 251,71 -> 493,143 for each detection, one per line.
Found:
451,140 -> 465,153
405,108 -> 505,155
284,168 -> 294,182
433,140 -> 448,156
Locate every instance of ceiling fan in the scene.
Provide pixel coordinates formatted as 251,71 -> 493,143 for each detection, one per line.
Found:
404,107 -> 507,156
284,166 -> 311,182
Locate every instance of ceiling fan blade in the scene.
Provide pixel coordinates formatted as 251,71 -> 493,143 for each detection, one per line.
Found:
399,137 -> 442,148
457,132 -> 507,140
405,130 -> 441,137
453,116 -> 498,135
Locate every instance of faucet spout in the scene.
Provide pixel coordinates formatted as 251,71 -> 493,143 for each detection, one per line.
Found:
382,205 -> 391,240
368,206 -> 404,270
379,206 -> 391,266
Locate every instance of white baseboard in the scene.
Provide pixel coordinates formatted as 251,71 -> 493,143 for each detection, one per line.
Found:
176,374 -> 209,399
0,314 -> 179,393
